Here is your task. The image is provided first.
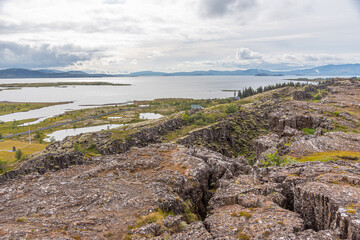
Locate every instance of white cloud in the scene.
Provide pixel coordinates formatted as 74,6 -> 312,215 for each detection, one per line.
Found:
0,0 -> 359,72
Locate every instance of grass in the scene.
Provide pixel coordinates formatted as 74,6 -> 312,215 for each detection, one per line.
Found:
259,151 -> 298,167
0,102 -> 69,116
0,140 -> 46,172
296,151 -> 360,163
128,208 -> 174,230
302,128 -> 316,135
162,125 -> 202,142
237,232 -> 250,240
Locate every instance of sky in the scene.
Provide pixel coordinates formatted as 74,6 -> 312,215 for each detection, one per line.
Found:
0,0 -> 359,73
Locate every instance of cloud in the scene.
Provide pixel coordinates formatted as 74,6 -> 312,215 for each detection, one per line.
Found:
236,48 -> 262,60
0,42 -> 93,69
174,48 -> 355,71
353,0 -> 360,10
199,0 -> 257,18
103,0 -> 126,4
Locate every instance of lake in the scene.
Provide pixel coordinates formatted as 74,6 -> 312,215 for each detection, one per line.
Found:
43,124 -> 124,142
0,75 -> 330,123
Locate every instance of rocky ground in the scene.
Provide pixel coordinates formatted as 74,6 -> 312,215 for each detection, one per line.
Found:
0,78 -> 360,239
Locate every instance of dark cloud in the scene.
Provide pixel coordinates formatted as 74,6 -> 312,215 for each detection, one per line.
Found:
236,48 -> 262,60
199,0 -> 257,18
0,42 -> 93,68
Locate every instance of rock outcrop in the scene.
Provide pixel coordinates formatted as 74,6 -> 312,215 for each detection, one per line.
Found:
1,78 -> 360,239
0,144 -> 249,239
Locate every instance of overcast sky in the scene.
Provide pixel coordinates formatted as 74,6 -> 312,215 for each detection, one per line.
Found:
0,0 -> 359,73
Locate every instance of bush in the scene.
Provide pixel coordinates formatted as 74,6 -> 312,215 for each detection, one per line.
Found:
302,128 -> 316,135
259,151 -> 297,167
15,149 -> 23,160
0,160 -> 5,173
182,113 -> 190,122
74,142 -> 99,154
224,104 -> 238,114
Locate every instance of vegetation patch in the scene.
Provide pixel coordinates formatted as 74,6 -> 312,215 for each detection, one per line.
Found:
128,208 -> 174,230
73,142 -> 99,154
259,151 -> 298,167
0,140 -> 46,173
296,151 -> 360,163
0,102 -> 70,116
302,128 -> 316,135
230,211 -> 252,219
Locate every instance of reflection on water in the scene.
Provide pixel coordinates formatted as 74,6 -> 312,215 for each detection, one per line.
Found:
108,116 -> 122,119
44,124 -> 124,142
139,113 -> 163,119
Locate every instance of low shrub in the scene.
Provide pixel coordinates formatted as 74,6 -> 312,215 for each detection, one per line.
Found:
259,151 -> 298,167
302,128 -> 316,135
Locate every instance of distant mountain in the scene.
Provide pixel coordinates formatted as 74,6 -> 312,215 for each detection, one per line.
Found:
124,64 -> 360,77
163,69 -> 275,76
0,68 -> 110,78
128,71 -> 167,76
286,64 -> 360,76
255,73 -> 284,76
37,69 -> 64,74
0,64 -> 359,78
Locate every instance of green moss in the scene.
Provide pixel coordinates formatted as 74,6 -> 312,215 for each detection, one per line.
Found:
15,217 -> 28,222
259,151 -> 298,167
73,142 -> 99,154
128,208 -> 174,230
302,128 -> 316,135
183,199 -> 198,223
297,151 -> 360,162
237,232 -> 250,240
230,211 -> 252,219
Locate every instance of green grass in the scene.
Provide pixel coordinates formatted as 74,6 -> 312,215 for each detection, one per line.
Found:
296,151 -> 360,163
302,128 -> 316,135
259,151 -> 298,167
0,102 -> 69,116
128,208 -> 174,229
0,140 -> 46,173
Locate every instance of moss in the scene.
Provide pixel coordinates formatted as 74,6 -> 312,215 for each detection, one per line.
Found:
259,151 -> 298,167
346,209 -> 356,214
73,142 -> 99,154
297,151 -> 360,163
128,208 -> 174,230
237,232 -> 250,239
302,128 -> 316,135
15,217 -> 28,222
230,211 -> 252,219
183,199 -> 198,223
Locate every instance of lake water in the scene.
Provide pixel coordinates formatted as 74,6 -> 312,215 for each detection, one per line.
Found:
0,75 -> 332,123
43,124 -> 124,142
139,113 -> 163,120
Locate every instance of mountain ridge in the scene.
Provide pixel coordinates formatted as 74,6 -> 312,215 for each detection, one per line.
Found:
1,64 -> 359,78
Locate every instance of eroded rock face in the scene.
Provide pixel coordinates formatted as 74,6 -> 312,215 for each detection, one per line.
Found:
178,109 -> 269,158
205,195 -> 304,239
